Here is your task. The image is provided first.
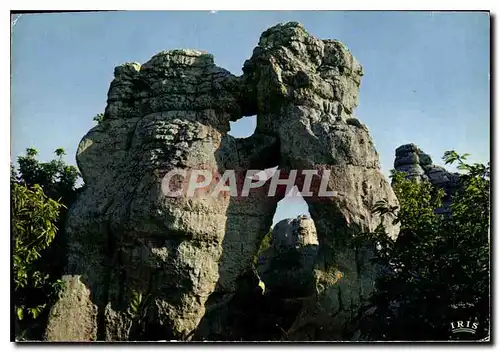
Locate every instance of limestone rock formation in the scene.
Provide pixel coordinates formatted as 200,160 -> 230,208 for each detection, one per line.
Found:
46,50 -> 280,341
257,215 -> 319,297
394,143 -> 460,214
196,215 -> 317,341
46,22 -> 399,342
242,22 -> 399,340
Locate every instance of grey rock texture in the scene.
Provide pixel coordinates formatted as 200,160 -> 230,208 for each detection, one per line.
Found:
44,275 -> 98,341
242,22 -> 399,340
46,50 -> 279,341
394,143 -> 460,214
257,216 -> 319,297
46,22 -> 399,341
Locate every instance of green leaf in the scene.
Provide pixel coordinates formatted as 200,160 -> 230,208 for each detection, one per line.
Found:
17,307 -> 24,321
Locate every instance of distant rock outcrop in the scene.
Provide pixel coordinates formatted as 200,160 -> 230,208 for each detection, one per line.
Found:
257,216 -> 319,297
46,22 -> 399,342
394,143 -> 460,214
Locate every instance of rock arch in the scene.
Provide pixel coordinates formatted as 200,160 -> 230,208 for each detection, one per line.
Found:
45,22 -> 398,342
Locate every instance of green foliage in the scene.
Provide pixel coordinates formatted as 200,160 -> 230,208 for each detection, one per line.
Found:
128,291 -> 143,316
253,229 -> 272,266
127,290 -> 152,320
93,113 -> 104,124
12,183 -> 65,320
54,148 -> 66,157
12,148 -> 81,339
360,151 -> 490,340
126,289 -> 154,340
14,148 -> 80,204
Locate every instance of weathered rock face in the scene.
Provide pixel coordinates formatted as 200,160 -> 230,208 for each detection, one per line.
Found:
257,216 -> 318,297
242,22 -> 399,340
46,50 -> 280,341
394,143 -> 460,214
46,22 -> 399,342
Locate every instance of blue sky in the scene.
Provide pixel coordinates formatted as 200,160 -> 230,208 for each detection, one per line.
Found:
11,11 -> 490,224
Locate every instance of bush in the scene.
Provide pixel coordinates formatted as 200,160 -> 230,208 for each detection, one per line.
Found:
12,183 -> 65,322
93,113 -> 104,125
360,151 -> 490,340
12,148 -> 81,340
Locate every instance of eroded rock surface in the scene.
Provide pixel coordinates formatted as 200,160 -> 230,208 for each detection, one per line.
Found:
257,216 -> 319,297
46,22 -> 399,342
242,22 -> 399,340
47,50 -> 279,341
